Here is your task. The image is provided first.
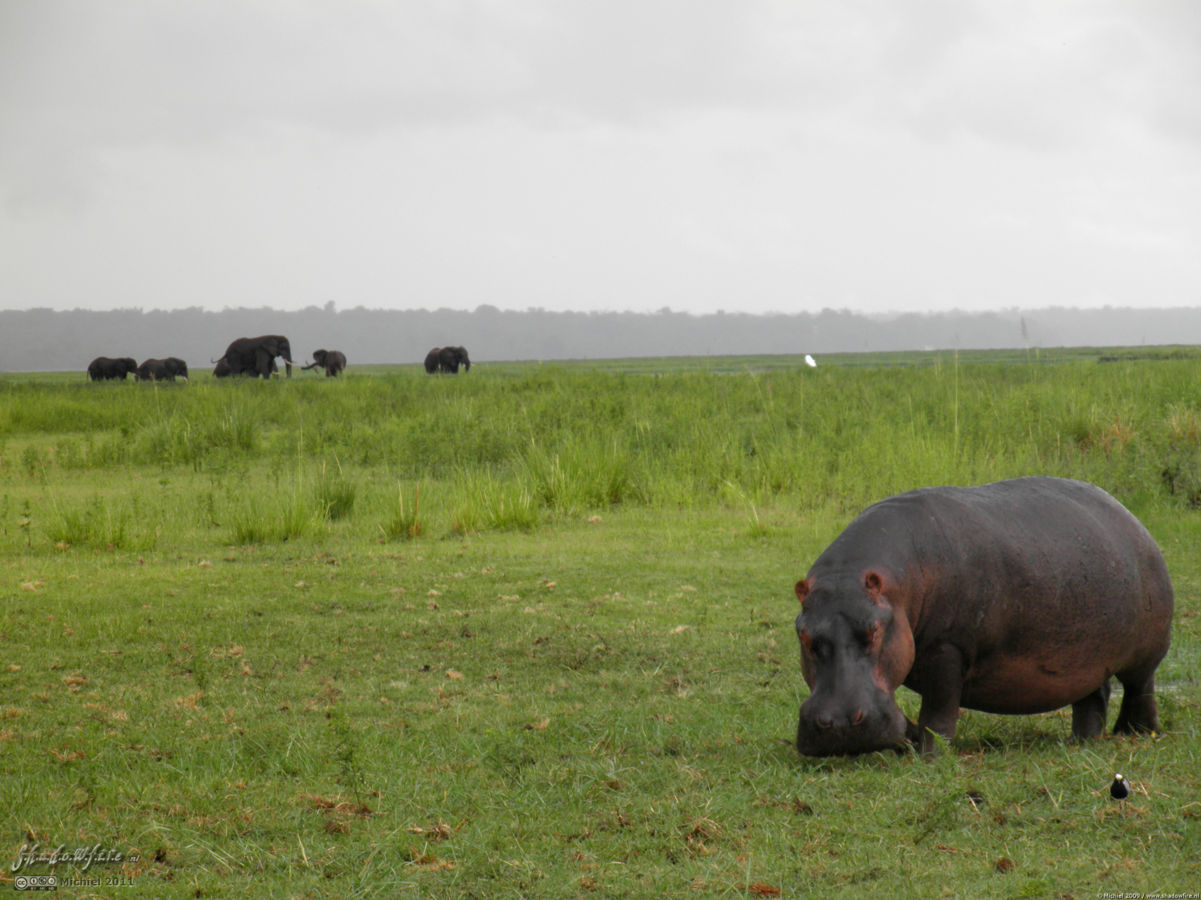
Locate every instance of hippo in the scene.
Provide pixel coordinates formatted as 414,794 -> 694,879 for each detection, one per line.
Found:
794,476 -> 1173,756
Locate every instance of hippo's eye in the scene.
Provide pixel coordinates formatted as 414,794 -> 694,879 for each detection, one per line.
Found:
860,622 -> 884,652
807,635 -> 831,661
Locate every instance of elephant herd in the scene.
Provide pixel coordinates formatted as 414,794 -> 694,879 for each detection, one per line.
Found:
88,356 -> 189,382
88,336 -> 472,381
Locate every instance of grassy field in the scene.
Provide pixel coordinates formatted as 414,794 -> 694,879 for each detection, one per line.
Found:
1,350 -> 1199,898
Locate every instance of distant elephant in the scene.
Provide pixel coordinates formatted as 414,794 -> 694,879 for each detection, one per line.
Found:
87,356 -> 138,381
302,349 -> 347,377
137,357 -> 189,382
213,335 -> 293,379
424,345 -> 471,374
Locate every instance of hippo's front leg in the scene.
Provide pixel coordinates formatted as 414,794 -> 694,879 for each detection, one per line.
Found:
912,643 -> 966,756
1070,680 -> 1111,739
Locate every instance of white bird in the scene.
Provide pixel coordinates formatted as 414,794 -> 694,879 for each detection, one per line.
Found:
804,354 -> 817,368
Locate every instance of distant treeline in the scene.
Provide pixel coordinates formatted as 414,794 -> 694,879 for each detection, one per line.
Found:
2,304 -> 1199,373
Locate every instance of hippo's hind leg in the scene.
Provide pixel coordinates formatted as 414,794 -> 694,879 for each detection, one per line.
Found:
1070,679 -> 1110,740
1113,664 -> 1160,735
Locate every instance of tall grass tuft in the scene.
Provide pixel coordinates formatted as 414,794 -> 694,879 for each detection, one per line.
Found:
45,496 -> 159,550
450,469 -> 539,534
229,479 -> 329,544
314,459 -> 357,521
520,438 -> 640,514
380,482 -> 424,541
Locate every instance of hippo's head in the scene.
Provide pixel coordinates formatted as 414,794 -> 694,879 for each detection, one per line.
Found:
794,571 -> 915,756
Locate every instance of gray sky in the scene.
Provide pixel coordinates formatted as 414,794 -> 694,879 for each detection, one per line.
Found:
2,0 -> 1199,316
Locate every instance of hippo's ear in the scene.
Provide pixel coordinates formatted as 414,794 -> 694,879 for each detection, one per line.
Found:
794,579 -> 811,606
863,571 -> 888,605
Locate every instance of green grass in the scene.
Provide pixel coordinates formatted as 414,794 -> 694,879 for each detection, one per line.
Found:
1,351 -> 1199,897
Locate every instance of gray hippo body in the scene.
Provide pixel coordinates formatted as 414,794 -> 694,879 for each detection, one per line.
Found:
794,476 -> 1174,755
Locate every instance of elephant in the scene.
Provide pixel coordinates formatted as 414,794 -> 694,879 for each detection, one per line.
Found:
424,346 -> 471,374
87,356 -> 138,381
213,335 -> 294,379
136,357 -> 189,382
302,349 -> 347,377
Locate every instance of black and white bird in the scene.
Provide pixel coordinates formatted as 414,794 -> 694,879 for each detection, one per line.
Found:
1110,773 -> 1131,800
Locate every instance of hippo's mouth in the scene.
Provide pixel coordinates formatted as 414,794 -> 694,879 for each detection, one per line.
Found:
796,726 -> 908,757
795,703 -> 909,757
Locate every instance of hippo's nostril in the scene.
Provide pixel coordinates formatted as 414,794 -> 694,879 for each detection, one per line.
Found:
851,709 -> 865,726
815,714 -> 833,730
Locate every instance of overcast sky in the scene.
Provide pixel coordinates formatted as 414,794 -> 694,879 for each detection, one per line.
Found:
2,1 -> 1199,316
